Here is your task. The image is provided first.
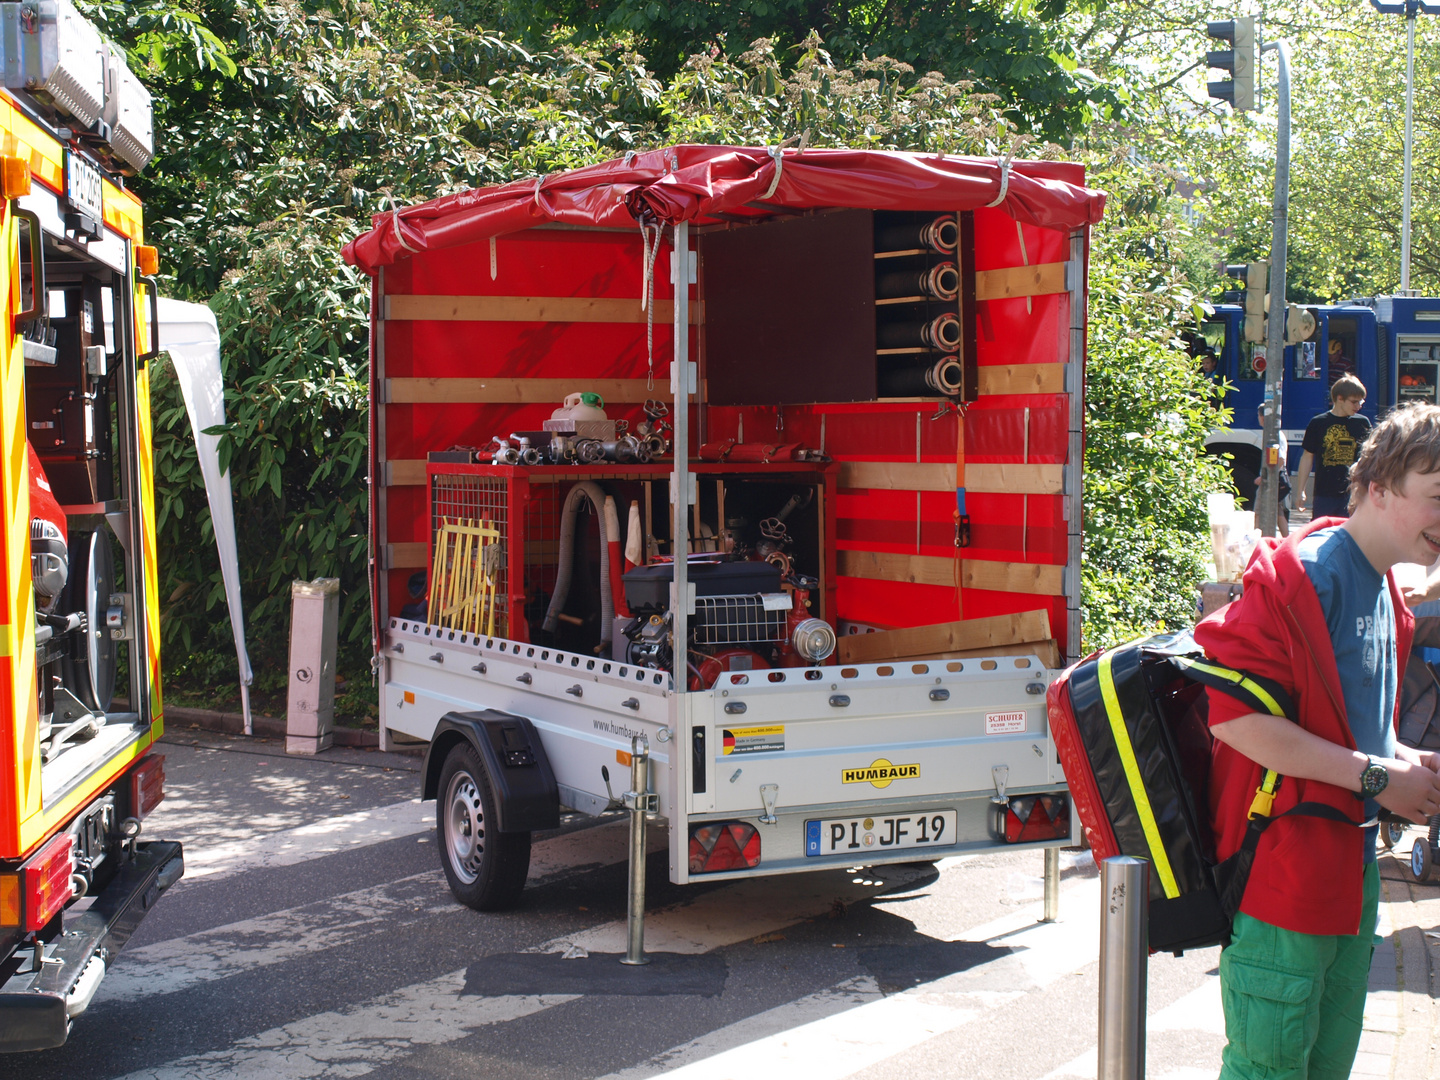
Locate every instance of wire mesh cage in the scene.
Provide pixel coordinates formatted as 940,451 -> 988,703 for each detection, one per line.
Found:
430,473 -> 509,637
693,594 -> 787,646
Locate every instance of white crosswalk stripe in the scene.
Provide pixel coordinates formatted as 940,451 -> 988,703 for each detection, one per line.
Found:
100,819 -> 664,1004
177,799 -> 434,883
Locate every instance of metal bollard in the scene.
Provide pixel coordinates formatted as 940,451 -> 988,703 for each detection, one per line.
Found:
1098,856 -> 1148,1080
1042,846 -> 1061,922
621,734 -> 656,966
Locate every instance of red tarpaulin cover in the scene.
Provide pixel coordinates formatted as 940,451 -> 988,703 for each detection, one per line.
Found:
343,145 -> 1105,273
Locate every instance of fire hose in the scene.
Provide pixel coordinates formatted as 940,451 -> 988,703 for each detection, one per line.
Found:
543,481 -> 615,647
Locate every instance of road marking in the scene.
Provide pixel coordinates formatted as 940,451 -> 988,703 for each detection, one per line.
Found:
105,866 -> 931,1079
110,973 -> 576,1080
99,819 -> 664,1004
599,877 -> 1101,1080
597,978 -> 885,1080
178,799 -> 433,883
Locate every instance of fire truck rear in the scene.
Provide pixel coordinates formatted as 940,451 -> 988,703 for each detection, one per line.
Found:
0,1 -> 179,1050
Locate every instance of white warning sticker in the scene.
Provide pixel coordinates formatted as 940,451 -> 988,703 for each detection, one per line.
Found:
985,711 -> 1027,735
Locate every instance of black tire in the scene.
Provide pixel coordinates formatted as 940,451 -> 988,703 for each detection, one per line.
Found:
436,741 -> 531,911
1410,838 -> 1435,884
1382,819 -> 1406,852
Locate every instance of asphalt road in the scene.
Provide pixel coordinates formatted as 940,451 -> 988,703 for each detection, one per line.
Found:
18,730 -> 1238,1079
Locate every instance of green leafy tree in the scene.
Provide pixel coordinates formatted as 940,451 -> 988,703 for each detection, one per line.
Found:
83,0 -> 1224,695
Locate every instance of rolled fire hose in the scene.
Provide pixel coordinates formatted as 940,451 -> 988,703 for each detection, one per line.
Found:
604,496 -> 631,618
876,312 -> 962,352
876,215 -> 958,254
543,481 -> 614,647
875,261 -> 959,301
878,355 -> 965,398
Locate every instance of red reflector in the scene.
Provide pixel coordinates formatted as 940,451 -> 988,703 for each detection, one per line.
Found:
1003,795 -> 1071,844
688,821 -> 762,873
21,833 -> 74,931
131,754 -> 166,819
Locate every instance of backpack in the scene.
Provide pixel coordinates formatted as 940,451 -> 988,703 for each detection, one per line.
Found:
1046,630 -> 1357,954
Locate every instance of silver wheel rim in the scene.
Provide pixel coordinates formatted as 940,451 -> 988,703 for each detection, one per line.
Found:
1413,840 -> 1427,880
445,769 -> 485,885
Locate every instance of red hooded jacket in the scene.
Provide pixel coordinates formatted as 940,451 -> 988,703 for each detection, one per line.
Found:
1193,516 -> 1412,936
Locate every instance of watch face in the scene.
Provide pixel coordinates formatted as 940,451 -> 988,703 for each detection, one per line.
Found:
1362,764 -> 1389,797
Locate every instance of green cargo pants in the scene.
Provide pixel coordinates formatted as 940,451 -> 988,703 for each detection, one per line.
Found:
1218,861 -> 1380,1080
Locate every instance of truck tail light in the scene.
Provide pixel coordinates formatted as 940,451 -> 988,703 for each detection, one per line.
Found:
0,874 -> 19,927
21,833 -> 74,931
689,822 -> 761,874
997,794 -> 1071,844
131,754 -> 166,819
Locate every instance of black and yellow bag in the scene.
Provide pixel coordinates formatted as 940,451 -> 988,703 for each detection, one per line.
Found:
1046,630 -> 1357,954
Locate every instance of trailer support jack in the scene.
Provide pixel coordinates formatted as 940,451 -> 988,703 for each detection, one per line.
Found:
621,735 -> 655,966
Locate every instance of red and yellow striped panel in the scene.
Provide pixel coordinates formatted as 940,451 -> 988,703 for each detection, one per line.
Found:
134,355 -> 162,731
0,94 -> 64,195
104,182 -> 143,243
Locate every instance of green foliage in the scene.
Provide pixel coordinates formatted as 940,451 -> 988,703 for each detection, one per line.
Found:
90,0 -> 1224,685
500,0 -> 1122,140
1078,152 -> 1235,651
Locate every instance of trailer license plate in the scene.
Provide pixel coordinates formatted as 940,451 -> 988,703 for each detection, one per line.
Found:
804,810 -> 958,857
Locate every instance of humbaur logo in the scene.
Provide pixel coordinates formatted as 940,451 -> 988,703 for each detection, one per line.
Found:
841,758 -> 921,789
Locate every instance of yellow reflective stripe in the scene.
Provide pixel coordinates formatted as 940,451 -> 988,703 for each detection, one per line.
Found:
1180,657 -> 1288,719
1097,651 -> 1181,899
1261,769 -> 1279,794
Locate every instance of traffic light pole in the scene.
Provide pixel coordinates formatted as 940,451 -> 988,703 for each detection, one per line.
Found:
1258,38 -> 1290,539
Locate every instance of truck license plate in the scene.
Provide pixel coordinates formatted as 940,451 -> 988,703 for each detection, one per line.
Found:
804,810 -> 957,857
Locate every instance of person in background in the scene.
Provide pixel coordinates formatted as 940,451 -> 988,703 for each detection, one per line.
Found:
1296,374 -> 1370,519
1196,402 -> 1440,1080
1254,403 -> 1291,537
1327,338 -> 1356,388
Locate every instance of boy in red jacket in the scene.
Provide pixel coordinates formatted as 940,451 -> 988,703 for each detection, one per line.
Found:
1195,402 -> 1440,1079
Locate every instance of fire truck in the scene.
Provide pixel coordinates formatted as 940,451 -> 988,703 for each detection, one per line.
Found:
345,148 -> 1101,934
0,0 -> 179,1050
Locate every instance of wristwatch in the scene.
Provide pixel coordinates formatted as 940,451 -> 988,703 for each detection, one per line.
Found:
1359,756 -> 1390,798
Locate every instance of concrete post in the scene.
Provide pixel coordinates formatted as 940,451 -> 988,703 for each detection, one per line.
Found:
287,577 -> 340,754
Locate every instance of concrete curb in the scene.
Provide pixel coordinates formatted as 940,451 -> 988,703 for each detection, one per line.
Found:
164,704 -> 381,748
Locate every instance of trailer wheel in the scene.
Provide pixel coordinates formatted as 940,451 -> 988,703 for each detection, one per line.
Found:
1382,819 -> 1406,852
1410,838 -> 1435,884
437,741 -> 531,911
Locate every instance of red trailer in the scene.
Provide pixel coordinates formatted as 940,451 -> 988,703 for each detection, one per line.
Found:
344,146 -> 1104,925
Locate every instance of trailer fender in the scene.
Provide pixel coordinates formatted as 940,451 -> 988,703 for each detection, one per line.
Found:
421,712 -> 560,833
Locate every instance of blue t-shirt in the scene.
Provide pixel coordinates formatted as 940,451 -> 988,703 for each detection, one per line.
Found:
1299,526 -> 1398,862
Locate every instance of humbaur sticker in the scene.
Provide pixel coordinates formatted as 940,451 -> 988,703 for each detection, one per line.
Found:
841,758 -> 921,788
986,711 -> 1027,735
722,725 -> 785,755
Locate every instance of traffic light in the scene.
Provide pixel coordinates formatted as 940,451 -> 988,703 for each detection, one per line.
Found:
1285,304 -> 1316,345
1225,262 -> 1268,342
1207,17 -> 1256,111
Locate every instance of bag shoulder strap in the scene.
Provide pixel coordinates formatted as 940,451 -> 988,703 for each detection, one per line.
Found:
1168,654 -> 1354,829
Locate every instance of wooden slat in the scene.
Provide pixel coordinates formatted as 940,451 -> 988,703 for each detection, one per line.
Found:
836,610 -> 1050,664
387,377 -> 694,405
837,550 -> 1064,596
386,459 -> 428,486
837,549 -> 956,589
975,262 -> 1067,302
977,363 -> 1065,396
970,463 -> 1064,495
384,542 -> 428,569
909,639 -> 1061,669
837,460 -> 1062,495
964,560 -> 1064,596
385,294 -> 705,325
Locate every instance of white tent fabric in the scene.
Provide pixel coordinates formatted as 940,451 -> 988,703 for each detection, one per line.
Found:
157,297 -> 253,732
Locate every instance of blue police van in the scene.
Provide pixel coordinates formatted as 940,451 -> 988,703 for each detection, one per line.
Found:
1198,296 -> 1440,497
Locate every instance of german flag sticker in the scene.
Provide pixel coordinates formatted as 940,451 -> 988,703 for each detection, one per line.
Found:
720,725 -> 785,755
